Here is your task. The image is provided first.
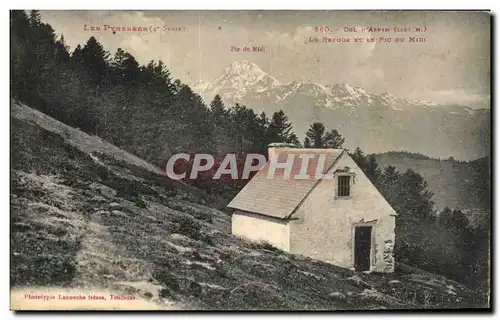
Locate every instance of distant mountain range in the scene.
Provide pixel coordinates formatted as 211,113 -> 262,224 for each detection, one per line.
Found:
194,60 -> 490,160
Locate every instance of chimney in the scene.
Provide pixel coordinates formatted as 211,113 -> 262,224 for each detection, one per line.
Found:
267,142 -> 298,161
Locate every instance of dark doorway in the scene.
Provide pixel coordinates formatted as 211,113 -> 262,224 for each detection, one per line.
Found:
354,226 -> 372,271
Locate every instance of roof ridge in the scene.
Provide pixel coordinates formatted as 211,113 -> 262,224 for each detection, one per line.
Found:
284,149 -> 347,220
227,149 -> 347,220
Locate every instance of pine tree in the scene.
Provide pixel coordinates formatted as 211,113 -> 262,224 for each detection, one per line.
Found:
253,112 -> 272,151
54,34 -> 70,64
29,10 -> 41,27
111,48 -> 140,85
304,137 -> 311,148
287,133 -> 301,147
140,60 -> 175,111
394,169 -> 436,227
209,95 -> 232,149
349,148 -> 380,182
323,129 -> 345,148
304,122 -> 325,148
70,44 -> 84,67
366,154 -> 381,181
377,165 -> 401,207
230,104 -> 255,152
10,10 -> 31,99
111,48 -> 127,83
267,110 -> 295,143
172,85 -> 213,152
172,79 -> 183,96
210,95 -> 228,121
81,36 -> 110,86
438,207 -> 454,228
350,147 -> 369,170
304,122 -> 345,148
153,60 -> 174,93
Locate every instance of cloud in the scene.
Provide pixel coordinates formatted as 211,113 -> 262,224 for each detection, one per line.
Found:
259,24 -> 380,84
39,10 -> 490,105
264,24 -> 376,62
122,35 -> 146,53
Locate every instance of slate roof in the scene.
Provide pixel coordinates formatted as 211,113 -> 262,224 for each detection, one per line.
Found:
227,148 -> 345,220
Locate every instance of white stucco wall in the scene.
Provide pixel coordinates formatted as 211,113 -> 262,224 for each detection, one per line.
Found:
289,152 -> 396,273
232,210 -> 290,251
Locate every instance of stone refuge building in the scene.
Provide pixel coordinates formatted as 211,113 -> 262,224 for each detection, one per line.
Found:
228,143 -> 397,273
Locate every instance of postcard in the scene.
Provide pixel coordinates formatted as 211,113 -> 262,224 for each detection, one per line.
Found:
10,9 -> 491,311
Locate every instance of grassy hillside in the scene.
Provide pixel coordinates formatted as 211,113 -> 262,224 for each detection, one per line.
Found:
375,152 -> 490,216
10,101 -> 488,310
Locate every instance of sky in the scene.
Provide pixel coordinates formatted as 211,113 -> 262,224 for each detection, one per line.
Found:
40,10 -> 491,108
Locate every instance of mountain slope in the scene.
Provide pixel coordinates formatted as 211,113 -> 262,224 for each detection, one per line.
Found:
375,152 -> 491,215
10,100 -> 487,310
195,61 -> 490,160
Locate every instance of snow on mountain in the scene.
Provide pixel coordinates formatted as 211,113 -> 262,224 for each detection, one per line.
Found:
195,60 -> 450,112
274,82 -> 334,108
274,81 -> 302,102
194,60 -> 280,100
193,61 -> 489,160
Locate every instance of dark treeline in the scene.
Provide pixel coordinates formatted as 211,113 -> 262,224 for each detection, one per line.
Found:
377,151 -> 433,160
350,147 -> 489,300
11,10 -> 299,164
377,150 -> 472,164
11,10 -> 488,300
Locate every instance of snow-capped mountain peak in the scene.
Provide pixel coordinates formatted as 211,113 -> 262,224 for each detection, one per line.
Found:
194,61 -> 482,114
222,60 -> 269,79
191,61 -> 488,160
195,60 -> 280,100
